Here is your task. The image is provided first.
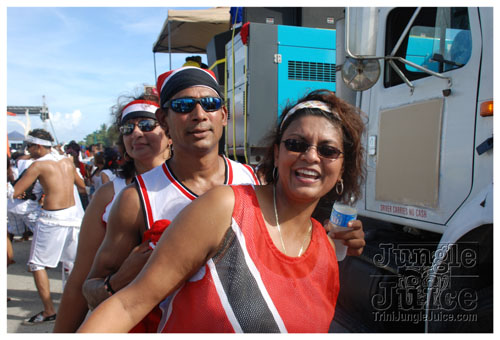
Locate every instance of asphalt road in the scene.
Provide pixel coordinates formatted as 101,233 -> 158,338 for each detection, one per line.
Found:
7,236 -> 64,333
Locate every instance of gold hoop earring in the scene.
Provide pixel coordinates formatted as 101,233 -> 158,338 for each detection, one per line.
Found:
336,179 -> 344,195
123,151 -> 132,162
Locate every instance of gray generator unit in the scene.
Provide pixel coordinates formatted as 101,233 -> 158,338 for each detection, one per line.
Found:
225,23 -> 336,164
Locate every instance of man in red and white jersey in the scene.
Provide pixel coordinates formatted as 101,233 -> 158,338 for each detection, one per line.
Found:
82,67 -> 259,332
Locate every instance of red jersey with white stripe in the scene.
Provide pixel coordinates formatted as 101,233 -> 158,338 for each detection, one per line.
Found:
133,156 -> 260,332
157,185 -> 339,333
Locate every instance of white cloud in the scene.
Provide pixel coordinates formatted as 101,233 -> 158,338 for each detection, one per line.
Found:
69,110 -> 83,127
7,7 -> 209,144
50,111 -> 62,122
50,109 -> 82,128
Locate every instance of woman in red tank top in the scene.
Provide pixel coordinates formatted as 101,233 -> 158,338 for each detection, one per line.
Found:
78,89 -> 366,333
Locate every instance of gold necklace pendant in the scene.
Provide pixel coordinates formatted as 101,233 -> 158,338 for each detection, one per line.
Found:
297,222 -> 313,257
273,184 -> 312,257
273,184 -> 288,255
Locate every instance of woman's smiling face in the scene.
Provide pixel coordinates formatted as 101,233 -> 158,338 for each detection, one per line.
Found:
274,114 -> 344,203
122,117 -> 168,162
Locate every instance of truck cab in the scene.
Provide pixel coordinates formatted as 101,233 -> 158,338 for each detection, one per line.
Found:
333,7 -> 493,332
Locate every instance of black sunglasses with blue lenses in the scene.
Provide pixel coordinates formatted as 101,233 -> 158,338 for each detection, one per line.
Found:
282,138 -> 343,159
165,97 -> 223,114
119,119 -> 158,136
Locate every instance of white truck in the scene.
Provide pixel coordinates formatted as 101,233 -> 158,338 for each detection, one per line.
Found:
332,7 -> 493,333
217,6 -> 493,332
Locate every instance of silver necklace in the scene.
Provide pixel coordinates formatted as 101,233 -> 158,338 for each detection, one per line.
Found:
272,184 -> 313,257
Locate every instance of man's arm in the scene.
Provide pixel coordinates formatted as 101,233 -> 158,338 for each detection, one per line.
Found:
7,164 -> 15,183
12,162 -> 40,198
78,185 -> 235,332
73,166 -> 86,190
82,184 -> 145,310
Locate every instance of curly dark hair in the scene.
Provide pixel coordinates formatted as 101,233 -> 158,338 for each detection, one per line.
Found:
257,89 -> 366,204
67,140 -> 80,153
111,90 -> 159,129
103,147 -> 120,170
110,90 -> 160,179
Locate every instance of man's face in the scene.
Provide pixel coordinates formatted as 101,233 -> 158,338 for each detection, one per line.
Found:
158,86 -> 227,155
26,143 -> 40,159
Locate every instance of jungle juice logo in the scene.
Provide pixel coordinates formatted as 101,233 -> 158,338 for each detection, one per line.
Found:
370,243 -> 478,324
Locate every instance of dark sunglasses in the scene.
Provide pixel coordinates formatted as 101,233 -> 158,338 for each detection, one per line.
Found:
165,97 -> 223,114
25,143 -> 35,149
282,138 -> 343,159
119,119 -> 158,136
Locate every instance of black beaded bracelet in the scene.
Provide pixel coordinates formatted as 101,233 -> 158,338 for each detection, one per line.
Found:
104,274 -> 115,295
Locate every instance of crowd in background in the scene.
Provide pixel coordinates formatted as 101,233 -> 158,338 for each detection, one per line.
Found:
7,140 -> 123,249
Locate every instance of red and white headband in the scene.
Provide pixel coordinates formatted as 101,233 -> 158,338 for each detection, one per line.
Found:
279,100 -> 340,131
121,100 -> 159,123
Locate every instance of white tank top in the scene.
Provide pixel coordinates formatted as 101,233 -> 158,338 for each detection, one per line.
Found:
135,156 -> 260,229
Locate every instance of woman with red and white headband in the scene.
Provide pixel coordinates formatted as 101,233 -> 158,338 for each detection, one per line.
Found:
78,88 -> 366,333
54,93 -> 171,332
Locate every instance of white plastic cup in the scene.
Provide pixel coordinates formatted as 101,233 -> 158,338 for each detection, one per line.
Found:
330,202 -> 357,261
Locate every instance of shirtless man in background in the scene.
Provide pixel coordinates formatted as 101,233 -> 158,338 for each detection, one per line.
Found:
9,128 -> 86,325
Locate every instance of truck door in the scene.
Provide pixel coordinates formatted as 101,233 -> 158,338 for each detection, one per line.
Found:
361,8 -> 481,232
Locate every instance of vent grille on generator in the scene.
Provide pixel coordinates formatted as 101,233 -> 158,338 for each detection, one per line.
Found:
288,61 -> 336,82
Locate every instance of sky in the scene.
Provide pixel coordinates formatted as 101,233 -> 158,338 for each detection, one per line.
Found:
5,4 -> 212,145
4,0 -> 493,147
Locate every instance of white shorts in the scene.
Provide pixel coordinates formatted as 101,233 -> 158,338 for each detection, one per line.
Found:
28,206 -> 81,272
7,210 -> 38,235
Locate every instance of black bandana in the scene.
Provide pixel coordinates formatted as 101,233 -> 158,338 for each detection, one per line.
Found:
157,67 -> 223,108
